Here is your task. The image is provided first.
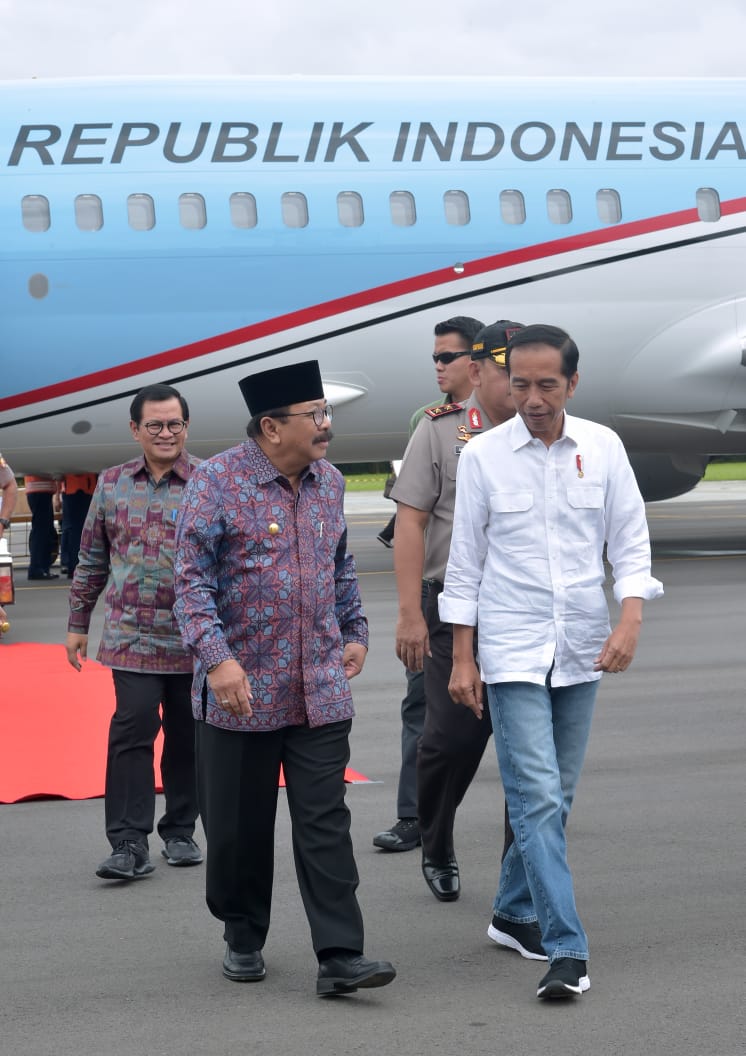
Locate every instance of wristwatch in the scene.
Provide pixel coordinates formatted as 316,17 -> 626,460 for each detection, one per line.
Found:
0,517 -> 10,529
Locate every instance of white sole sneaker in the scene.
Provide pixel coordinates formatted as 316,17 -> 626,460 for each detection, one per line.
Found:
487,921 -> 548,961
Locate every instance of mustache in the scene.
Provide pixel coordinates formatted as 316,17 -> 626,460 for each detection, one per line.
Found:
313,429 -> 333,445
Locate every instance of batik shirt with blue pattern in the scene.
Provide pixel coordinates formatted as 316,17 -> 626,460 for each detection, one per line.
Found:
174,439 -> 368,732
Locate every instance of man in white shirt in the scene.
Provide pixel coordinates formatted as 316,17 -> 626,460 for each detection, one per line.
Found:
440,324 -> 663,1001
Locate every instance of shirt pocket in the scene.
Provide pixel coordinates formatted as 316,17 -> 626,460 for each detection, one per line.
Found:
488,489 -> 535,552
564,485 -> 605,573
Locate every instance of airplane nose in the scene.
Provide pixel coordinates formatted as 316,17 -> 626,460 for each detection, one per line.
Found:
609,298 -> 746,455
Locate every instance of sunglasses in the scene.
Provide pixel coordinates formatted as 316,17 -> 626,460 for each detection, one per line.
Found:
432,351 -> 470,365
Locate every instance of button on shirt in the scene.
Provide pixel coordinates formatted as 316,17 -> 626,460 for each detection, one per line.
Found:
174,439 -> 368,732
439,414 -> 663,687
68,452 -> 198,673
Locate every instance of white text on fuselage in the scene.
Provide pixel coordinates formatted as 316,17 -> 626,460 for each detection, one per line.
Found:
6,119 -> 746,166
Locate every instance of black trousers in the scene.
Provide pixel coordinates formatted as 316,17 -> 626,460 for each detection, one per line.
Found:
27,492 -> 57,577
106,670 -> 198,847
196,718 -> 364,957
417,583 -> 506,863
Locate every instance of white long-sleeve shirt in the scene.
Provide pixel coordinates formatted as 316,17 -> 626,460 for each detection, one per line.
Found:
439,413 -> 663,687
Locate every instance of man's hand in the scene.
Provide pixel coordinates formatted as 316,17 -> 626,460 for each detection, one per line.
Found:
594,597 -> 643,673
395,611 -> 430,672
448,657 -> 484,719
343,642 -> 367,681
66,632 -> 89,671
207,658 -> 254,718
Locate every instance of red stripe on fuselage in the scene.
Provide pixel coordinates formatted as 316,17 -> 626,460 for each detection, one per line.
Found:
3,199 -> 745,412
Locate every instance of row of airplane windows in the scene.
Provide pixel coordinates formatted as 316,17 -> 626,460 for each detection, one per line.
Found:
20,186 -> 724,233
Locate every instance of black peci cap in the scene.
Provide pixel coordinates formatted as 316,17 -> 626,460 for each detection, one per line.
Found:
238,360 -> 324,416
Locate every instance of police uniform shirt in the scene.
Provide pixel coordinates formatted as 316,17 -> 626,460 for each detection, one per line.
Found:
390,393 -> 491,583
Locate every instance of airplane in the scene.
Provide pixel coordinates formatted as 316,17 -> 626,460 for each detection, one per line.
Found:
1,75 -> 746,500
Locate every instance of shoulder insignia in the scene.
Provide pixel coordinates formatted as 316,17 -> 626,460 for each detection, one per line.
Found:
424,402 -> 463,420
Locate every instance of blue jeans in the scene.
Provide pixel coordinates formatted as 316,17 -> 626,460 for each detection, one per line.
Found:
487,678 -> 598,963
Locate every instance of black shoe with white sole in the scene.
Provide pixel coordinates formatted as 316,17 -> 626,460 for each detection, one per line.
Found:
537,958 -> 590,999
487,915 -> 547,960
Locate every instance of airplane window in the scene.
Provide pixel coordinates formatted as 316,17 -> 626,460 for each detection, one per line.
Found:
127,194 -> 155,231
696,187 -> 721,223
179,193 -> 207,230
337,191 -> 364,228
547,189 -> 572,224
21,195 -> 51,233
230,192 -> 258,229
75,194 -> 103,232
390,191 -> 416,227
282,192 -> 309,228
500,189 -> 525,225
28,273 -> 49,299
596,188 -> 622,224
444,190 -> 470,226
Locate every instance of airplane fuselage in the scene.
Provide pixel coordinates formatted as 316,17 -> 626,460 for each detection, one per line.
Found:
1,76 -> 746,498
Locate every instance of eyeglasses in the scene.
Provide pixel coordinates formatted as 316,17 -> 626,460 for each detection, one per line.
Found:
432,351 -> 470,365
278,405 -> 333,428
140,419 -> 188,436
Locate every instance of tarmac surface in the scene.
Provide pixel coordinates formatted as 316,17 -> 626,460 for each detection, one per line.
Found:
1,481 -> 744,1056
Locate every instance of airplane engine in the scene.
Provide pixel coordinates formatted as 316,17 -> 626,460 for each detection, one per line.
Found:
628,453 -> 709,502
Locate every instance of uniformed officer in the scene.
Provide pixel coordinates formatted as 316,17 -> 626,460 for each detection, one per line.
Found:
0,453 -> 18,542
392,320 -> 524,902
373,315 -> 483,853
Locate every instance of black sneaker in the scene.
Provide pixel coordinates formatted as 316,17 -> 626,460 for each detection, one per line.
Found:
96,840 -> 155,880
487,915 -> 547,961
372,818 -> 421,852
537,958 -> 590,999
376,532 -> 394,549
161,835 -> 203,867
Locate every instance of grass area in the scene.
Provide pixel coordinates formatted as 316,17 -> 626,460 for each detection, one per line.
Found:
344,472 -> 389,492
343,463 -> 746,491
703,461 -> 746,481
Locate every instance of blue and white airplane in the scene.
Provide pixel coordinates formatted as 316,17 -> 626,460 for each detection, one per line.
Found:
1,76 -> 746,499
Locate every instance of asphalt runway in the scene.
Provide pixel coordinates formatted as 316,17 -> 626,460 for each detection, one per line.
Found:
2,483 -> 744,1056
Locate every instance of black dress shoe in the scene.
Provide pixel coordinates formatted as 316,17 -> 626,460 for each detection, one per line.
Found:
317,953 -> 396,997
96,840 -> 155,880
372,817 -> 421,852
422,855 -> 460,901
28,571 -> 60,580
222,945 -> 266,982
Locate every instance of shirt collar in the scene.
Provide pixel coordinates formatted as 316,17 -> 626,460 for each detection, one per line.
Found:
244,438 -> 319,486
508,412 -> 578,450
130,450 -> 193,481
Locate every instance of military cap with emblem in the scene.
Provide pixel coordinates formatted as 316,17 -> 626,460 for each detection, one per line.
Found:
470,320 -> 525,365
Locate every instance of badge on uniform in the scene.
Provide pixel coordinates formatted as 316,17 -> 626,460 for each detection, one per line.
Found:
456,425 -> 472,443
425,402 -> 462,420
468,408 -> 483,430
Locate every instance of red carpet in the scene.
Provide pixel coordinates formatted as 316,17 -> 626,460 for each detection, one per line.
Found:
0,642 -> 370,804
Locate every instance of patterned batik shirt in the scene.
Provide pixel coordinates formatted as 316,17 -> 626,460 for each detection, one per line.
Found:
68,451 -> 198,673
174,439 -> 368,732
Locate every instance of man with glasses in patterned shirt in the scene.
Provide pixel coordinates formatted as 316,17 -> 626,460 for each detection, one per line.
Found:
174,360 -> 395,997
66,383 -> 203,881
